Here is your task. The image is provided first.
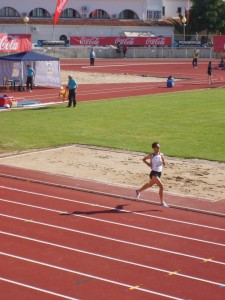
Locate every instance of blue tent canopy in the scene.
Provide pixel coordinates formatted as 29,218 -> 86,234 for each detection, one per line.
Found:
0,51 -> 59,61
0,51 -> 60,88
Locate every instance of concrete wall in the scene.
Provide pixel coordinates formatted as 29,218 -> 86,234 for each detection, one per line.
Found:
0,24 -> 174,44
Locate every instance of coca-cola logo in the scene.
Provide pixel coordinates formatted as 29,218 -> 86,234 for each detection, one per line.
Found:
0,35 -> 19,51
70,36 -> 172,47
115,37 -> 135,45
79,37 -> 100,45
56,0 -> 68,13
146,37 -> 166,46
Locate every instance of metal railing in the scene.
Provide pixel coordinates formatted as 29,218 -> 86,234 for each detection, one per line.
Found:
33,46 -> 217,59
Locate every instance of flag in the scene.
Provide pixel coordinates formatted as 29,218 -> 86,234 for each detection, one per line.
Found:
53,0 -> 68,25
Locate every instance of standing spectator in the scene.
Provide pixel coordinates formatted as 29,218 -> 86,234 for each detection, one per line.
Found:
207,61 -> 213,84
123,44 -> 128,57
26,64 -> 35,92
67,75 -> 78,107
192,49 -> 199,68
90,48 -> 96,66
135,142 -> 169,207
116,42 -> 121,54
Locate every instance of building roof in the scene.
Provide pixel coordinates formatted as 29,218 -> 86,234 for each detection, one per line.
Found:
0,18 -> 173,27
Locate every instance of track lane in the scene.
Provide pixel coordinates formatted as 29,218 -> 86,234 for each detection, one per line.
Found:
1,184 -> 225,299
1,196 -> 225,292
1,231 -> 225,300
1,177 -> 225,227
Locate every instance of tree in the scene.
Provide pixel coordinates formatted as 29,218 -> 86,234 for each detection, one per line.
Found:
189,0 -> 225,35
168,9 -> 189,38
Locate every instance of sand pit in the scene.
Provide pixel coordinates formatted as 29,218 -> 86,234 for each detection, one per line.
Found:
1,145 -> 224,201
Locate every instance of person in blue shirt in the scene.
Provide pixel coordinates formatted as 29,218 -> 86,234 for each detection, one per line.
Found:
167,75 -> 175,88
26,64 -> 35,91
90,48 -> 96,66
67,75 -> 78,107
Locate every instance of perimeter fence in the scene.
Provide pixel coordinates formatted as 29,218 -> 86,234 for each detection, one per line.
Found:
34,46 -> 220,60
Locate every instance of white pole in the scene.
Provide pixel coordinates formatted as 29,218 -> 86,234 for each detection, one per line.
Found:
52,25 -> 55,41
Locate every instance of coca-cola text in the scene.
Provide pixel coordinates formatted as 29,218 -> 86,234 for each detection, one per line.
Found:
71,36 -> 172,47
0,34 -> 31,52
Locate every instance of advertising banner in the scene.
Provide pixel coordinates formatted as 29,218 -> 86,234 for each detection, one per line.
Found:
0,34 -> 31,52
54,0 -> 68,25
213,35 -> 225,52
70,36 -> 172,47
37,40 -> 66,47
177,41 -> 201,48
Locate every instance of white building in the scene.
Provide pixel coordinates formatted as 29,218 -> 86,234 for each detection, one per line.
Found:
0,0 -> 192,42
163,0 -> 191,18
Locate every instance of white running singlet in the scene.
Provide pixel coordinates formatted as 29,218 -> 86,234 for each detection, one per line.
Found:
151,153 -> 163,172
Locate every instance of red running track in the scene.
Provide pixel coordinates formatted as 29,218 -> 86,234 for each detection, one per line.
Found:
6,58 -> 225,106
1,171 -> 225,300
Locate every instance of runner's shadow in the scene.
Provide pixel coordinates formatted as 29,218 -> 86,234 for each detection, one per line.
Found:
76,204 -> 132,215
60,205 -> 129,216
60,204 -> 161,216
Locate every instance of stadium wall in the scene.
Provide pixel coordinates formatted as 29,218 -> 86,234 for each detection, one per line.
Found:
35,46 -> 216,59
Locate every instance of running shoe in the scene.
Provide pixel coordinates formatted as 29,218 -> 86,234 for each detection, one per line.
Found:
136,190 -> 140,199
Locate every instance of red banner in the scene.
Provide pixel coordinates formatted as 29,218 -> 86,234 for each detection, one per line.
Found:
54,0 -> 68,25
70,36 -> 172,47
0,34 -> 31,52
213,35 -> 225,52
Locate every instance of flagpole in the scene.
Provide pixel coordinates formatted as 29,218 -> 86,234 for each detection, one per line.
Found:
52,25 -> 55,41
187,0 -> 190,23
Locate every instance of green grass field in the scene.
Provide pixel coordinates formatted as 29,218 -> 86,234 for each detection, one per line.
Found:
0,88 -> 224,162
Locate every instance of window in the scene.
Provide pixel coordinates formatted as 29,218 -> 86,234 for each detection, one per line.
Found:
118,9 -> 139,19
162,6 -> 165,17
90,9 -> 109,19
29,8 -> 51,18
0,7 -> 20,17
147,10 -> 162,20
177,7 -> 182,14
60,8 -> 80,18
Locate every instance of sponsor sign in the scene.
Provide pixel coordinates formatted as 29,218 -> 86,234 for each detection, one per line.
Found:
70,36 -> 172,47
213,35 -> 225,52
37,40 -> 66,47
0,34 -> 31,52
178,41 -> 201,47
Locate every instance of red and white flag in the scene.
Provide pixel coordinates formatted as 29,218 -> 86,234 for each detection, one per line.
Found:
53,0 -> 68,25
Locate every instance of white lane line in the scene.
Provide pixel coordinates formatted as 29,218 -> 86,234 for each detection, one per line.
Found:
1,214 -> 225,266
0,198 -> 224,247
80,62 -> 201,68
1,186 -> 225,231
0,277 -> 78,300
71,213 -> 225,247
0,253 -> 186,300
5,81 -> 213,103
1,231 -> 224,287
